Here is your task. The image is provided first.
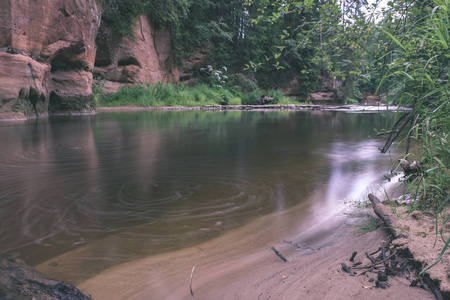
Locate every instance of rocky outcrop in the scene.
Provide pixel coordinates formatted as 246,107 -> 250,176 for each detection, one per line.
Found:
0,255 -> 92,300
0,2 -> 179,119
179,45 -> 211,86
309,75 -> 344,103
0,0 -> 102,119
93,15 -> 179,94
280,75 -> 344,102
0,52 -> 50,118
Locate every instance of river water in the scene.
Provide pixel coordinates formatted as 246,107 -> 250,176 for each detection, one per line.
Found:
0,110 -> 398,286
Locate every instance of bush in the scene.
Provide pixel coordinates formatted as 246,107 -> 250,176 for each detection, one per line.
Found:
344,98 -> 359,105
228,97 -> 242,105
228,73 -> 259,93
267,90 -> 291,104
101,83 -> 241,107
239,88 -> 262,105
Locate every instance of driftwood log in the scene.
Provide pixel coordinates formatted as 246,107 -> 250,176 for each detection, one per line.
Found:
257,96 -> 274,105
0,255 -> 92,300
368,194 -> 401,238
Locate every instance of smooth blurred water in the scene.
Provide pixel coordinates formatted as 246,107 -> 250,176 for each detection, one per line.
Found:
0,110 -> 397,270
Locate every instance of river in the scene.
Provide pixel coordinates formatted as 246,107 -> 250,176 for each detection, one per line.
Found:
0,109 -> 400,291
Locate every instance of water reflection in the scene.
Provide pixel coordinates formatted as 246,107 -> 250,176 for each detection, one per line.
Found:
0,111 -> 397,274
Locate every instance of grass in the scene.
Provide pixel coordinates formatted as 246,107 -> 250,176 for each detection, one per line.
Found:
97,82 -> 306,108
356,215 -> 379,235
343,196 -> 380,235
100,83 -> 223,107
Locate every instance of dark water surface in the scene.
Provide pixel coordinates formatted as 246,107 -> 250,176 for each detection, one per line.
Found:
0,110 -> 396,272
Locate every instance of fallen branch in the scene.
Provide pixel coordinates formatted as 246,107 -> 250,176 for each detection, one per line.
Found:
423,274 -> 444,300
368,194 -> 401,238
271,247 -> 289,262
380,110 -> 415,154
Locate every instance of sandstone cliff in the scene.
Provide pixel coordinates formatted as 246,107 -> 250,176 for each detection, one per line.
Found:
0,1 -> 178,120
93,15 -> 178,94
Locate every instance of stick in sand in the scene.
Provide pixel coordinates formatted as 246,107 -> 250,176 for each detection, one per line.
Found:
190,266 -> 195,300
271,247 -> 289,262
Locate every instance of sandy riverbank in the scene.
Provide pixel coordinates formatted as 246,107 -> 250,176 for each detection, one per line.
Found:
34,182 -> 436,300
72,208 -> 434,300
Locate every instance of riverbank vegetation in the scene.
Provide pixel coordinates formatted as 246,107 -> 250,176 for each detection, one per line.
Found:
98,83 -> 295,107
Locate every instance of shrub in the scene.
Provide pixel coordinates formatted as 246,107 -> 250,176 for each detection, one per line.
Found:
344,98 -> 359,105
228,97 -> 242,105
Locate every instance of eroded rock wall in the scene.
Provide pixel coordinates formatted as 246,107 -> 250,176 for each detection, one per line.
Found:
0,1 -> 179,119
93,15 -> 179,94
0,0 -> 101,119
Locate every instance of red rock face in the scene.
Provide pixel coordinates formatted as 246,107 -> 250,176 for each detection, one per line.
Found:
0,52 -> 50,118
0,2 -> 179,119
93,15 -> 179,94
0,0 -> 101,118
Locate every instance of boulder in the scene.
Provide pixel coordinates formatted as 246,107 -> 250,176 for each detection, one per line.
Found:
309,92 -> 335,102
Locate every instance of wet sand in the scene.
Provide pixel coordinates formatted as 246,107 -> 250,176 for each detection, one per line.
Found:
36,199 -> 434,300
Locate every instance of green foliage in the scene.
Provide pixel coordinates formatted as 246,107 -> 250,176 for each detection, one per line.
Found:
92,80 -> 106,105
228,97 -> 242,105
357,215 -> 379,235
228,73 -> 259,93
267,90 -> 292,104
100,83 -> 296,107
240,89 -> 265,105
99,0 -> 189,32
372,0 -> 449,275
101,83 -> 227,107
99,0 -> 144,36
197,65 -> 229,88
344,98 -> 359,105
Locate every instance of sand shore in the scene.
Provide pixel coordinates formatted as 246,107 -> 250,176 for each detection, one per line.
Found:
72,210 -> 434,300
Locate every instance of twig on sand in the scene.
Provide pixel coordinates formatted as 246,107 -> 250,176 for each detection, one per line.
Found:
271,247 -> 289,262
352,252 -> 397,270
190,266 -> 195,300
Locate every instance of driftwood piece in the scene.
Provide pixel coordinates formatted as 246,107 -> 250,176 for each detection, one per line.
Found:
368,194 -> 401,238
381,242 -> 387,259
349,251 -> 357,262
271,247 -> 289,262
423,275 -> 444,300
341,263 -> 356,276
366,252 -> 376,264
257,96 -> 274,105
